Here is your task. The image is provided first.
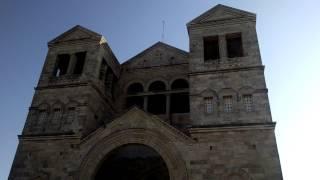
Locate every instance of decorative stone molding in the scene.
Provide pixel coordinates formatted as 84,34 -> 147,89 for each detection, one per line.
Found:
77,129 -> 188,180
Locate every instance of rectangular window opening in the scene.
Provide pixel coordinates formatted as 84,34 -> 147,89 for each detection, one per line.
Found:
66,107 -> 76,124
203,36 -> 220,61
204,97 -> 214,113
223,96 -> 233,112
73,52 -> 86,75
226,33 -> 244,58
38,110 -> 47,123
243,95 -> 253,112
54,54 -> 70,77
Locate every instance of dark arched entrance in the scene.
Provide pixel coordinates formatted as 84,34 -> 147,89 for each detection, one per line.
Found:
95,144 -> 170,180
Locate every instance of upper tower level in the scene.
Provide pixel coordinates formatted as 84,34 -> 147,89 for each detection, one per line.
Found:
23,26 -> 121,137
187,5 -> 272,126
38,25 -> 120,90
187,4 -> 262,73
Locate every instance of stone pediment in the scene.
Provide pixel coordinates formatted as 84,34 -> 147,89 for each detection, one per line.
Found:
78,107 -> 192,180
107,107 -> 192,141
83,107 -> 193,144
122,42 -> 189,68
48,25 -> 103,45
187,4 -> 256,26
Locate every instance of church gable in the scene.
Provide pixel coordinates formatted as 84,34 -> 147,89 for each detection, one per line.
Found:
187,4 -> 256,26
122,42 -> 189,69
96,107 -> 193,143
48,25 -> 103,46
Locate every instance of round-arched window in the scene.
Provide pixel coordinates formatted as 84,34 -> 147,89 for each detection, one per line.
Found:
127,83 -> 144,95
149,81 -> 166,92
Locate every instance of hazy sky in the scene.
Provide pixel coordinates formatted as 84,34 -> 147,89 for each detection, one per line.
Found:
1,0 -> 320,179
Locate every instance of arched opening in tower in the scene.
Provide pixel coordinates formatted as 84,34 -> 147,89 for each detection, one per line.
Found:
95,144 -> 170,180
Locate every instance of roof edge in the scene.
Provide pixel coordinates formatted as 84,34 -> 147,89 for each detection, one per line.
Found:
187,4 -> 256,27
48,25 -> 103,46
121,41 -> 189,66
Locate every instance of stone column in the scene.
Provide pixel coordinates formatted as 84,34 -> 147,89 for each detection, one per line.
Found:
166,94 -> 170,122
67,53 -> 77,74
143,96 -> 148,112
219,35 -> 228,60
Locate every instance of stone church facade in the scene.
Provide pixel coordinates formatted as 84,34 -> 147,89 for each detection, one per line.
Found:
9,4 -> 282,180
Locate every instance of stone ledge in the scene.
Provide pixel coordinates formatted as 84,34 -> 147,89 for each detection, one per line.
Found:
18,134 -> 81,142
189,122 -> 276,133
189,65 -> 264,76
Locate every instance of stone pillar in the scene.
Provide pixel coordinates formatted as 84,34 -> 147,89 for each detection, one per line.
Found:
143,96 -> 148,112
219,35 -> 227,60
67,53 -> 77,74
166,94 -> 170,121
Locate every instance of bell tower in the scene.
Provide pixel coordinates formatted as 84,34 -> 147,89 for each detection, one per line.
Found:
187,5 -> 272,126
22,25 -> 120,137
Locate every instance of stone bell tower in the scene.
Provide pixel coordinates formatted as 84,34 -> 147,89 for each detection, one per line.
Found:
187,5 -> 272,126
21,25 -> 120,137
185,5 -> 282,179
9,26 -> 121,179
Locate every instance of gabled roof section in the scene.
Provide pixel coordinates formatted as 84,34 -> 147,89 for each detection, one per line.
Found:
48,25 -> 104,46
122,41 -> 189,68
81,107 -> 194,144
187,4 -> 256,26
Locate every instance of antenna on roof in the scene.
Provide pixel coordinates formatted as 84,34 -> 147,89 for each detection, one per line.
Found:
161,20 -> 165,42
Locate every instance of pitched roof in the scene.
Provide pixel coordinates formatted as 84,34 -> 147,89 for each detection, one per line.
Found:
187,4 -> 256,26
107,107 -> 194,142
122,41 -> 188,66
48,25 -> 103,46
80,107 -> 194,145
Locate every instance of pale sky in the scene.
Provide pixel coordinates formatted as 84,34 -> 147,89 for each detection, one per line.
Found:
1,0 -> 320,179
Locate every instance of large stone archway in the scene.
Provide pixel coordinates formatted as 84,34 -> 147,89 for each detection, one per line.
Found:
95,144 -> 169,180
78,129 -> 188,180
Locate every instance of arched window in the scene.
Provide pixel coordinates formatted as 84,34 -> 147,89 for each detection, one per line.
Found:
53,108 -> 62,120
63,106 -> 78,133
50,103 -> 63,130
66,107 -> 76,125
171,79 -> 188,90
149,81 -> 166,92
223,96 -> 233,112
170,79 -> 190,113
38,109 -> 48,125
37,104 -> 49,126
127,83 -> 144,95
126,82 -> 144,109
243,94 -> 253,112
204,97 -> 214,113
52,107 -> 62,125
